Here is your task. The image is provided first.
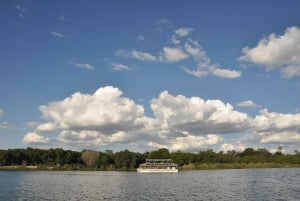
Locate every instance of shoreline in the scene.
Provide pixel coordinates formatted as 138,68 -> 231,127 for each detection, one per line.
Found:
1,163 -> 299,171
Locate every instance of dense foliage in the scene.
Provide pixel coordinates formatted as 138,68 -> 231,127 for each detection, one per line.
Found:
0,147 -> 299,170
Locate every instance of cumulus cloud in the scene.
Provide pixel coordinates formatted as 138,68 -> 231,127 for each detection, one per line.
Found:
50,31 -> 67,38
237,100 -> 261,108
220,143 -> 245,152
240,26 -> 300,78
36,122 -> 56,132
38,86 -> 146,133
211,68 -> 242,78
175,27 -> 193,37
246,109 -> 300,149
23,132 -> 50,144
57,130 -> 106,147
171,27 -> 193,44
23,86 -> 300,152
159,47 -> 188,63
23,86 -> 154,149
170,134 -> 223,151
252,109 -> 300,132
260,132 -> 300,144
111,63 -> 130,71
151,91 -> 250,134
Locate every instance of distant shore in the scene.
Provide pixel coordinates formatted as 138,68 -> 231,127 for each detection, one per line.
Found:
1,148 -> 299,171
1,163 -> 300,171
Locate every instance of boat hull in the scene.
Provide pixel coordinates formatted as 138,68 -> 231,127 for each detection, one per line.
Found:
137,168 -> 178,173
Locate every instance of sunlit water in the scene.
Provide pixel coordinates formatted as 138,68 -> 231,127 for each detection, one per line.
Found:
0,168 -> 299,201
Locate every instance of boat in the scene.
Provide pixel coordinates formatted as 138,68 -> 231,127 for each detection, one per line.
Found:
137,159 -> 178,173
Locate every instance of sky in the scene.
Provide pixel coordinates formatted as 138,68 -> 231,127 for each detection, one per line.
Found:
1,0 -> 300,153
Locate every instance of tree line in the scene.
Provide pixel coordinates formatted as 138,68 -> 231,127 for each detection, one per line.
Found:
0,147 -> 299,170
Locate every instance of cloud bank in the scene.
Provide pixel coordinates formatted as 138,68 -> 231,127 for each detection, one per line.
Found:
24,86 -> 300,152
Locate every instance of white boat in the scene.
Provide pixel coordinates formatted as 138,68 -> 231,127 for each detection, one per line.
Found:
137,159 -> 178,173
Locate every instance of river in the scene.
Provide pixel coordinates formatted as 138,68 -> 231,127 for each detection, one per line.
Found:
0,168 -> 299,201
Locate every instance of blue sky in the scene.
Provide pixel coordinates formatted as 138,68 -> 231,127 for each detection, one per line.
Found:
1,0 -> 300,153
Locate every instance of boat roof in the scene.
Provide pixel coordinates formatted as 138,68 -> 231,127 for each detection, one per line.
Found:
145,159 -> 172,162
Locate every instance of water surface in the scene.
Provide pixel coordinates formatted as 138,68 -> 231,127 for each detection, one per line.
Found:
0,168 -> 299,201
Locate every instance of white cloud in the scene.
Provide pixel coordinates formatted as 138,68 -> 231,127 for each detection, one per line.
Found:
183,39 -> 241,78
24,86 -> 300,152
136,35 -> 145,42
211,68 -> 242,78
27,121 -> 40,128
57,130 -> 107,147
116,49 -> 156,62
50,31 -> 67,38
0,109 -> 13,129
72,62 -> 95,70
175,27 -> 193,37
0,122 -> 12,129
184,40 -> 208,60
281,65 -> 300,78
24,86 -> 155,148
170,134 -> 223,151
132,50 -> 156,61
240,26 -> 300,78
18,13 -> 24,20
184,66 -> 242,79
111,63 -> 130,71
246,109 -> 300,148
23,132 -> 50,144
36,122 -> 56,132
252,109 -> 300,132
158,19 -> 172,24
151,91 -> 250,134
261,132 -> 300,144
15,5 -> 27,12
38,86 -> 146,133
237,100 -> 261,108
220,143 -> 245,152
114,27 -> 240,79
59,15 -> 66,21
171,35 -> 180,45
183,66 -> 209,77
15,5 -> 26,20
170,27 -> 193,44
160,47 -> 188,63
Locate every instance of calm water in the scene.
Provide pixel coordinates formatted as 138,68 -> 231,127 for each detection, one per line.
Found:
0,169 -> 299,201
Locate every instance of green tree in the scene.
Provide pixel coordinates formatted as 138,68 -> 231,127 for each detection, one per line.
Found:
149,148 -> 170,159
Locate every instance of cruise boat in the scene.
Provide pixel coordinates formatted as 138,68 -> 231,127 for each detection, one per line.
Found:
137,159 -> 178,173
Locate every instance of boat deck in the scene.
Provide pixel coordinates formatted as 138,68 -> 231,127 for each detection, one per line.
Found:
137,159 -> 178,173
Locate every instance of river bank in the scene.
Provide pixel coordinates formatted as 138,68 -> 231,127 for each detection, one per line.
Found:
1,163 -> 300,171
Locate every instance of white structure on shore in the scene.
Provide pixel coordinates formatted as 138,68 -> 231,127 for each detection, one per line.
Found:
137,159 -> 178,173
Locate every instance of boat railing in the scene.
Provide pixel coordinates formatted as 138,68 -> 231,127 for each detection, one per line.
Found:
140,159 -> 178,169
